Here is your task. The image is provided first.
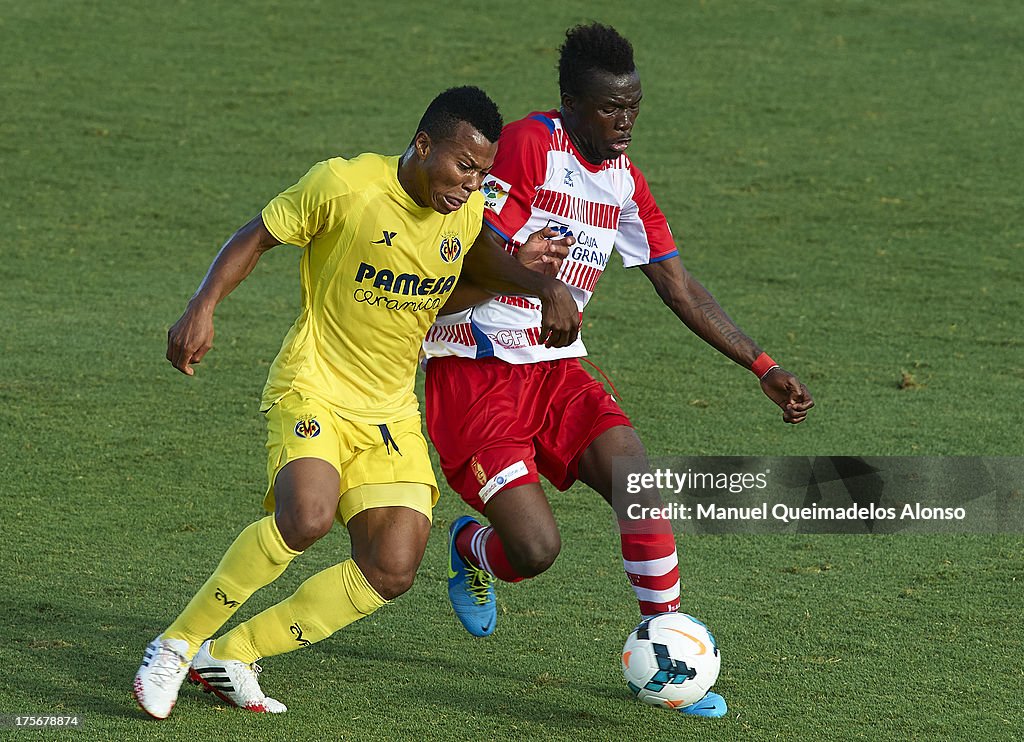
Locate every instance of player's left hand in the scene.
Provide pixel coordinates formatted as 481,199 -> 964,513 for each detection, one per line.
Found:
538,279 -> 580,348
759,368 -> 814,424
518,226 -> 574,276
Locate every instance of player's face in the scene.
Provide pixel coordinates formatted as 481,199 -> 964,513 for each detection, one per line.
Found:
561,69 -> 642,164
414,121 -> 497,214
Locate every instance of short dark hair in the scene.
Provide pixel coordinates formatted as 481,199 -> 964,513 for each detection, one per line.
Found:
558,23 -> 636,97
416,86 -> 503,144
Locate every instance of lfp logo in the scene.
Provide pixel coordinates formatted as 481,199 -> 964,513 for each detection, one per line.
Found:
439,234 -> 462,264
294,415 -> 321,438
481,175 -> 511,214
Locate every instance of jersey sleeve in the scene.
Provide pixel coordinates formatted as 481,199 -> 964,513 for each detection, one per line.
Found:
615,164 -> 679,268
262,160 -> 344,248
481,115 -> 551,243
460,192 -> 486,255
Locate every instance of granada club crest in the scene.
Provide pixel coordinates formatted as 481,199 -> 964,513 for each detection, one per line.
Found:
294,415 -> 321,438
471,455 -> 487,486
439,233 -> 462,263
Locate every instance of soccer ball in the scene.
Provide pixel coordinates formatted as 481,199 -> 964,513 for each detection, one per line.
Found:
621,612 -> 721,709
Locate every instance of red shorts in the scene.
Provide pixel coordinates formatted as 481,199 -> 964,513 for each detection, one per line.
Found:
425,355 -> 632,512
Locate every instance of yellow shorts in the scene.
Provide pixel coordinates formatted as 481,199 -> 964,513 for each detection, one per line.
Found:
263,391 -> 439,525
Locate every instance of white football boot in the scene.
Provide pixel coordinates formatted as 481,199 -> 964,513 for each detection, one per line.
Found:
188,640 -> 287,713
132,635 -> 192,719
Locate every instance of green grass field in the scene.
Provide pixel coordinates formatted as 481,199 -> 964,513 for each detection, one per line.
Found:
2,1 -> 1022,739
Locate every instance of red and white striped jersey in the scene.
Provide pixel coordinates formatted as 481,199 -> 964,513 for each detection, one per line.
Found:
424,110 -> 678,363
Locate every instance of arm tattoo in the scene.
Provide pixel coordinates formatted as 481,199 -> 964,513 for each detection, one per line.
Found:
680,297 -> 758,364
696,300 -> 746,347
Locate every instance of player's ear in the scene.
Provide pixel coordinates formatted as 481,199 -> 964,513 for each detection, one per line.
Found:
413,131 -> 432,161
560,91 -> 576,114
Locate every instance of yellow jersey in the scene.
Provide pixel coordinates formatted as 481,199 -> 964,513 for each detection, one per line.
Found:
260,153 -> 482,423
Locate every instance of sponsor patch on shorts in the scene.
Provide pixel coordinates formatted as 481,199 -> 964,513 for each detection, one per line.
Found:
478,460 -> 529,503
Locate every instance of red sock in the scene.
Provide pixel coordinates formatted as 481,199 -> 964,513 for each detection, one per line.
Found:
456,523 -> 525,583
619,518 -> 681,617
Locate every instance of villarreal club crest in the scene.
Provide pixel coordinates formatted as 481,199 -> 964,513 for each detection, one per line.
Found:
294,415 -> 321,439
439,233 -> 462,264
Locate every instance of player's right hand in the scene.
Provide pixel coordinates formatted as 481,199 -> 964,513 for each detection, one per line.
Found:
519,226 -> 573,276
759,368 -> 814,424
166,305 -> 215,376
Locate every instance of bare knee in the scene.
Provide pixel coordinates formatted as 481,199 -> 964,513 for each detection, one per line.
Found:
506,529 -> 561,578
272,458 -> 341,551
484,483 -> 562,578
359,559 -> 419,600
276,509 -> 334,552
347,506 -> 430,600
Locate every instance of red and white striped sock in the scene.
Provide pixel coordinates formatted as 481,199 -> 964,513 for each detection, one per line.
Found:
619,519 -> 681,617
456,523 -> 526,583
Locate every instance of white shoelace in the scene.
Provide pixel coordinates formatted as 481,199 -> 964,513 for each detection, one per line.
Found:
150,643 -> 188,688
233,659 -> 267,702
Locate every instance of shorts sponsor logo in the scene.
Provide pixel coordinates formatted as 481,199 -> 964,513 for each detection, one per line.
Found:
294,415 -> 321,438
471,455 -> 487,486
482,175 -> 512,214
439,233 -> 462,263
479,460 -> 529,504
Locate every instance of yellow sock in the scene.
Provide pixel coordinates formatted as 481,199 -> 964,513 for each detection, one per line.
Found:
165,516 -> 300,655
213,559 -> 386,663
